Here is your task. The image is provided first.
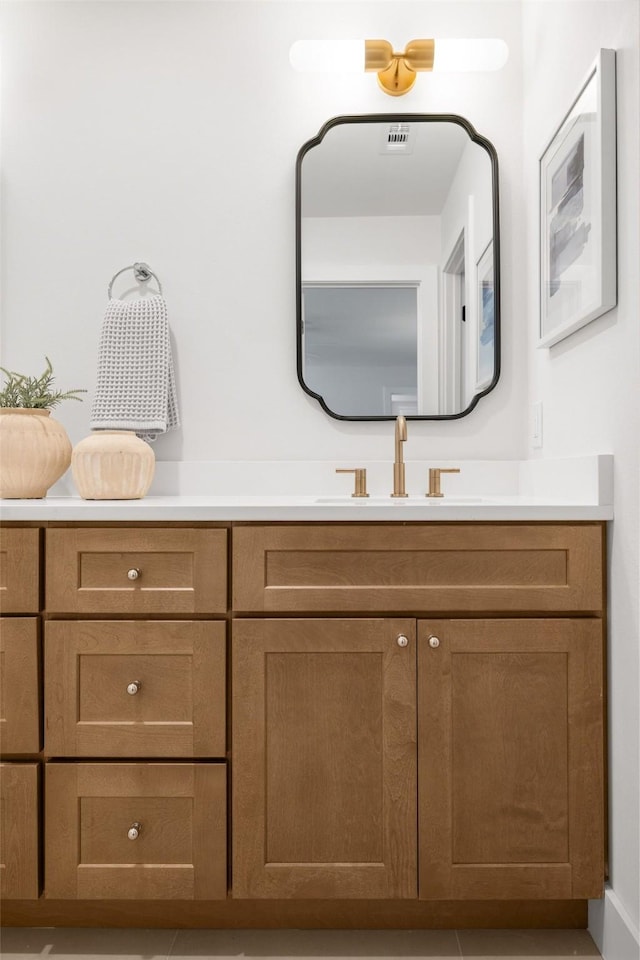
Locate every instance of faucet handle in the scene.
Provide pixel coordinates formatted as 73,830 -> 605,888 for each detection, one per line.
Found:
336,468 -> 369,498
427,467 -> 460,498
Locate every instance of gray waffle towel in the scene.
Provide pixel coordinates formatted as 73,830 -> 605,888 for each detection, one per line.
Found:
90,295 -> 180,441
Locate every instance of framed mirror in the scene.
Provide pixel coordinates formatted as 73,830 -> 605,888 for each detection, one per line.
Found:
296,114 -> 500,420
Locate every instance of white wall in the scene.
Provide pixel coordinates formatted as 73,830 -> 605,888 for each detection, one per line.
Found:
303,215 -> 442,272
522,3 -> 640,956
0,0 -> 524,462
441,138 -> 494,264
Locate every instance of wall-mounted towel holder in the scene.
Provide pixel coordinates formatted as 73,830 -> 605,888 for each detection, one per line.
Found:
108,262 -> 163,299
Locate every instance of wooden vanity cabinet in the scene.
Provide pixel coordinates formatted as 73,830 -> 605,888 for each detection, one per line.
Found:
1,518 -> 605,926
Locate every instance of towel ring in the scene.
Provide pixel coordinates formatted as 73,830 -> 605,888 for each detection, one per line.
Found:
108,262 -> 163,299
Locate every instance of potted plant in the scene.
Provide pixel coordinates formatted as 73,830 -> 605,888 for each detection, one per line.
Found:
0,357 -> 85,498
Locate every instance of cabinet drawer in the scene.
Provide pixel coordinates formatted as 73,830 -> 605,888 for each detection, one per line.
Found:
45,762 -> 227,899
46,527 -> 227,614
1,618 -> 40,754
0,762 -> 39,899
45,621 -> 226,758
233,523 -> 604,614
0,528 -> 40,613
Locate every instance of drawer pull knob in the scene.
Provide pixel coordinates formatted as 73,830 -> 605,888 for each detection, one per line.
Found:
126,681 -> 142,696
127,822 -> 142,840
127,568 -> 141,581
428,635 -> 440,649
396,634 -> 409,648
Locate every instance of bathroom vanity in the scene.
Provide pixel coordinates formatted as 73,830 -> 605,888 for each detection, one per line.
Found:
0,484 -> 609,929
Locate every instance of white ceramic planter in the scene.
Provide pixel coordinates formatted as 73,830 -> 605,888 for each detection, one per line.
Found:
0,408 -> 72,498
72,430 -> 155,500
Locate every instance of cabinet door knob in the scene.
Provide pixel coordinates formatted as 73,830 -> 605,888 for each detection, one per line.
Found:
126,681 -> 142,696
396,634 -> 409,648
428,635 -> 440,648
127,567 -> 141,581
127,822 -> 142,840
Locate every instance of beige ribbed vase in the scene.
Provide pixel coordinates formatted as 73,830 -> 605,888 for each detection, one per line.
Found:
0,408 -> 72,498
72,430 -> 155,500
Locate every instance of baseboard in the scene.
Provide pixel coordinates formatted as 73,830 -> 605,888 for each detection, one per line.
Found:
589,889 -> 640,960
1,898 -> 587,929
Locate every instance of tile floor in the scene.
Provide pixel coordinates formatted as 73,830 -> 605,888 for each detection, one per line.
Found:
0,927 -> 602,960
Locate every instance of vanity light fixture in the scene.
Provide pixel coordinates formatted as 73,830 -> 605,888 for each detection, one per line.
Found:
289,38 -> 509,96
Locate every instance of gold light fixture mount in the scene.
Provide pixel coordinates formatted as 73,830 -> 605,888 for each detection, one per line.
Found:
365,38 -> 435,96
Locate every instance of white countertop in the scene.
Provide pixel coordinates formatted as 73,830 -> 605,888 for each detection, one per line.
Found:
0,494 -> 613,522
0,455 -> 614,522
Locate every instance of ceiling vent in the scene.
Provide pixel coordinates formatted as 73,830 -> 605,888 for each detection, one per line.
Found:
380,123 -> 415,155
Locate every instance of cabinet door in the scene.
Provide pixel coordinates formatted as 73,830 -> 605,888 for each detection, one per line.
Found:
0,763 -> 39,899
232,618 -> 417,899
418,619 -> 604,900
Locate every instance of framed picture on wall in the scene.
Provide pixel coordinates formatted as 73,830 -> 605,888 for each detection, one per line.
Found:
475,240 -> 495,390
538,48 -> 617,348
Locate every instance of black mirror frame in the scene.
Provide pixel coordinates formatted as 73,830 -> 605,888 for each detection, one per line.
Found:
295,113 -> 501,421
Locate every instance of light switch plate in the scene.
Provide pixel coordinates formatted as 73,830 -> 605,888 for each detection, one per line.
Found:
532,402 -> 543,448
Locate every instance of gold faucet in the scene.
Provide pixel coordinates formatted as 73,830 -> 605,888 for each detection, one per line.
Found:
391,415 -> 408,498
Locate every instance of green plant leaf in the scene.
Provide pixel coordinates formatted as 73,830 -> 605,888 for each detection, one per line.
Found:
0,357 -> 86,409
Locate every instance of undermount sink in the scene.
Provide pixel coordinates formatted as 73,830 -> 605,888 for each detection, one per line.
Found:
314,496 -> 486,505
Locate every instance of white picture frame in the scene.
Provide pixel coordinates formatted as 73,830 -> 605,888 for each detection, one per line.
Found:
475,239 -> 495,390
538,48 -> 616,348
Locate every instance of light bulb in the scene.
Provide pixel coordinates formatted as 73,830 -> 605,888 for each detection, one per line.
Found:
432,39 -> 509,72
289,39 -> 365,74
